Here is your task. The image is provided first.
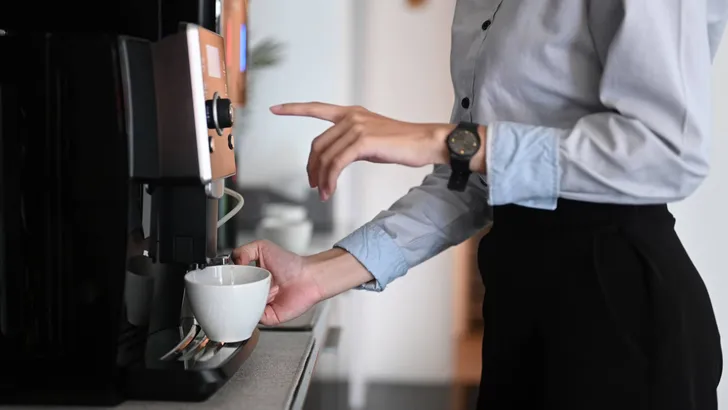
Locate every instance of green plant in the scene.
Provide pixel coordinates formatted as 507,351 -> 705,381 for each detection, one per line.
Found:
234,38 -> 284,135
250,38 -> 284,69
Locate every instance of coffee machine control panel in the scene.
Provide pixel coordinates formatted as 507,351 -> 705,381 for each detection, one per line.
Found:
151,25 -> 237,184
197,27 -> 236,180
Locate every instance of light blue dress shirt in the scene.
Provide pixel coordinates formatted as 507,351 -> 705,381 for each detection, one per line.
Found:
337,0 -> 728,291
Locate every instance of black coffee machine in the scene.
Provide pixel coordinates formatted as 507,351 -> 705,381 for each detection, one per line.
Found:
0,0 -> 255,405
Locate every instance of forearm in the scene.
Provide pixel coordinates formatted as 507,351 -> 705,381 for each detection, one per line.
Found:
468,125 -> 487,174
304,248 -> 373,300
335,165 -> 491,291
303,124 -> 490,297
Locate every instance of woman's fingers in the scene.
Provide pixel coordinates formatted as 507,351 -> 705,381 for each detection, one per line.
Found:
316,131 -> 359,200
307,119 -> 352,187
231,241 -> 263,265
323,138 -> 367,199
260,304 -> 280,326
266,285 -> 280,304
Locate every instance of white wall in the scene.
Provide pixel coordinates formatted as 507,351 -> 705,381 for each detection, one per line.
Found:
238,0 -> 354,208
245,2 -> 728,406
245,4 -> 728,404
244,0 -> 458,388
241,0 -> 359,383
670,30 -> 728,408
350,0 -> 457,384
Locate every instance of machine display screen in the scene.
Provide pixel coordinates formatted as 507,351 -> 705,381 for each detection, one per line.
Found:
206,45 -> 222,78
240,24 -> 247,72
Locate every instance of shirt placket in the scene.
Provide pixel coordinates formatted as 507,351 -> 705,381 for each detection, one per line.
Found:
459,0 -> 504,123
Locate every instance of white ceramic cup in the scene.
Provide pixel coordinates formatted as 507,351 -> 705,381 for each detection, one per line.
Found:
255,217 -> 313,254
262,203 -> 307,222
184,265 -> 271,342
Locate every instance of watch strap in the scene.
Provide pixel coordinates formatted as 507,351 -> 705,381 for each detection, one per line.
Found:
458,121 -> 479,134
447,166 -> 470,191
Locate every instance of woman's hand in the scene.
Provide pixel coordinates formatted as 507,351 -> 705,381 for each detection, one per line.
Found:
271,102 -> 455,201
232,240 -> 374,326
232,240 -> 322,326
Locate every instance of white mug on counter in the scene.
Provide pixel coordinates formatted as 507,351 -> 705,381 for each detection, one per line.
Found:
261,203 -> 308,222
255,215 -> 313,254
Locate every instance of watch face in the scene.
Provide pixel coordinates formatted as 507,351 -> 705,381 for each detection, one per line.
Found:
448,129 -> 480,157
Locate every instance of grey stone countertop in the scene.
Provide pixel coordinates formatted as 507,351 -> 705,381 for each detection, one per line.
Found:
8,300 -> 332,410
120,332 -> 315,410
5,230 -> 346,410
116,230 -> 342,410
118,300 -> 333,410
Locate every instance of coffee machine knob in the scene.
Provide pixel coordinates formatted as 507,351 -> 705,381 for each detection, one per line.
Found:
205,92 -> 235,136
215,98 -> 234,129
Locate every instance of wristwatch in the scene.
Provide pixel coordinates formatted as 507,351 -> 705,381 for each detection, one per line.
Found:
446,122 -> 481,192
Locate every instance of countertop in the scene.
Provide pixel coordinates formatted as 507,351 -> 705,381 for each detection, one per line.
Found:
8,300 -> 331,410
119,301 -> 332,410
120,231 -> 341,410
115,332 -> 313,410
6,233 -> 344,410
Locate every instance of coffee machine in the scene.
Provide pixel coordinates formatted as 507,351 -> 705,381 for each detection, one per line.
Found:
0,0 -> 255,405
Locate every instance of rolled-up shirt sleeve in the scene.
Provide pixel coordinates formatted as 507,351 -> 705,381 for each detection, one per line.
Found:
486,0 -> 715,209
335,165 -> 491,291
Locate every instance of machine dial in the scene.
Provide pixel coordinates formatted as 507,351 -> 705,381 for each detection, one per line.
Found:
205,92 -> 235,136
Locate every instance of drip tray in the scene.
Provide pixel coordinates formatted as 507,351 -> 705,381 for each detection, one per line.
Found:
118,320 -> 259,402
157,321 -> 231,365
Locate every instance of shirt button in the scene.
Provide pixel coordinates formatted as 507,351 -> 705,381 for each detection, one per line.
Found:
461,97 -> 470,109
482,20 -> 491,30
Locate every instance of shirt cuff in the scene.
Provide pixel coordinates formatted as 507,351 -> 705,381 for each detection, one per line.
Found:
334,223 -> 410,292
486,121 -> 563,210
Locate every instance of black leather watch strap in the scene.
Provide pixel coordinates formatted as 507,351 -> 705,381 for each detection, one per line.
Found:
447,166 -> 470,191
458,121 -> 479,135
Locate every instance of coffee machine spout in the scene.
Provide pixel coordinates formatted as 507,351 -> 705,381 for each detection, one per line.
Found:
206,254 -> 232,267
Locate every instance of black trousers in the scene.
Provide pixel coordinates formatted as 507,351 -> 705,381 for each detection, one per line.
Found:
476,200 -> 722,410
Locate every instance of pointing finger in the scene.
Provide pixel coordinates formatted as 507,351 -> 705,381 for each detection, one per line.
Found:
270,102 -> 347,122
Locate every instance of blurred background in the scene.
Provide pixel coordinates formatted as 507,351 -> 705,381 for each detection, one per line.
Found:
227,0 -> 728,409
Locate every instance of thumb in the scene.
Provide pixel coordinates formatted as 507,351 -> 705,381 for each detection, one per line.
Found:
231,240 -> 264,266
